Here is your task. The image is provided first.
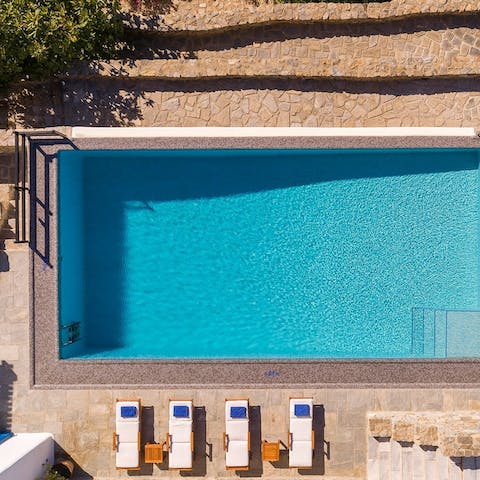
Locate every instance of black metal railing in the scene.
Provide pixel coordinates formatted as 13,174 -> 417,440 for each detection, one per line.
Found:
13,130 -> 71,244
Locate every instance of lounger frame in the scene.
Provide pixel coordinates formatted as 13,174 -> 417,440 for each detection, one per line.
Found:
288,396 -> 314,469
167,398 -> 194,471
224,397 -> 250,471
113,398 -> 142,471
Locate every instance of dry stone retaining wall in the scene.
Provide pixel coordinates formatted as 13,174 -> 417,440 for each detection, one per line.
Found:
4,79 -> 480,136
369,412 -> 480,457
122,0 -> 480,32
84,22 -> 480,80
1,0 -> 480,144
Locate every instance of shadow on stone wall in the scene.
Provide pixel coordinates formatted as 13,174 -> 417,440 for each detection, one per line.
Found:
121,12 -> 480,59
0,148 -> 16,242
125,0 -> 178,16
3,76 -> 480,130
0,147 -> 16,184
0,360 -> 17,432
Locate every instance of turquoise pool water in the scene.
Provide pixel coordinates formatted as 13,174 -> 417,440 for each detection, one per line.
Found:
58,148 -> 480,359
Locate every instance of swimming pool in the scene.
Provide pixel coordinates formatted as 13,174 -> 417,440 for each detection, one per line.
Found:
58,148 -> 480,360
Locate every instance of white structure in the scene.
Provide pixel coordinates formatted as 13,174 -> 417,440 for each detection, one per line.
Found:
0,433 -> 54,480
224,398 -> 250,470
71,126 -> 478,138
114,399 -> 141,470
289,397 -> 314,468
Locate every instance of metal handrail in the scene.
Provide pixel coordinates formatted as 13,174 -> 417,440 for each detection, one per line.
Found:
13,130 -> 71,243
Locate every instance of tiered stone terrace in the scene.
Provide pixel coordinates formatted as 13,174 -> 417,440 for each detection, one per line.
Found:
1,0 -> 480,142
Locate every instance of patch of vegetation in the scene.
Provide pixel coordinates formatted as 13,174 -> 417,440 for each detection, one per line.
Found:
0,0 -> 123,90
275,0 -> 388,3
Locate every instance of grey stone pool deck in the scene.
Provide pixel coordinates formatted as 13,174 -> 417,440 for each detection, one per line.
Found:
32,134 -> 480,388
1,132 -> 478,479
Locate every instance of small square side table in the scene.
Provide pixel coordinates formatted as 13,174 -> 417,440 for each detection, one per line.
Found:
262,440 -> 280,462
145,442 -> 164,464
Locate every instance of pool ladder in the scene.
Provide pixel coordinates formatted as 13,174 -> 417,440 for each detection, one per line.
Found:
60,322 -> 81,346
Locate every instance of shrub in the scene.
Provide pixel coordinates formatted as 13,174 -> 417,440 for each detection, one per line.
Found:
275,0 -> 387,3
0,0 -> 123,90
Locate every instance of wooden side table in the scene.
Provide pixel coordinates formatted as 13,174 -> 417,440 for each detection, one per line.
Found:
145,442 -> 164,464
262,440 -> 280,462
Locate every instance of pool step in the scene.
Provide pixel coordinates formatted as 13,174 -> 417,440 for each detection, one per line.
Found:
411,308 -> 447,358
368,437 -> 480,480
412,308 -> 480,358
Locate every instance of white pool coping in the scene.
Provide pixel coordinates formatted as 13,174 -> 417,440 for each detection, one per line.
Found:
71,126 -> 478,139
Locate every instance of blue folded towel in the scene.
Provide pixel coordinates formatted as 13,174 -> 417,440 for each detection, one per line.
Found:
230,406 -> 247,419
0,432 -> 13,445
121,406 -> 137,418
294,404 -> 310,417
173,405 -> 190,418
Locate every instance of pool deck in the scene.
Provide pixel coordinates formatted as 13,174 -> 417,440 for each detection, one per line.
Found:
6,247 -> 480,479
1,133 -> 480,478
31,133 -> 480,388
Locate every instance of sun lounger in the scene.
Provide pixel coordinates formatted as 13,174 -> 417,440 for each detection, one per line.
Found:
113,399 -> 141,470
167,400 -> 194,470
288,397 -> 314,468
224,399 -> 250,470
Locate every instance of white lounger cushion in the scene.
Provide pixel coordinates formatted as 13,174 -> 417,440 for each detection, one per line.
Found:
168,401 -> 193,469
226,419 -> 249,441
290,440 -> 313,468
290,418 -> 312,441
169,442 -> 192,469
116,422 -> 139,443
170,422 -> 191,443
289,398 -> 313,468
226,440 -> 249,468
225,400 -> 249,468
115,401 -> 140,469
117,442 -> 139,469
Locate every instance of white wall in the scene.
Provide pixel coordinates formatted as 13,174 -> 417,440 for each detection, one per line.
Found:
0,433 -> 54,480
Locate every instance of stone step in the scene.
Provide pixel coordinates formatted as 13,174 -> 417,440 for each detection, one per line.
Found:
437,451 -> 449,480
449,457 -> 462,480
368,438 -> 480,480
401,443 -> 413,480
424,447 -> 438,480
412,444 -> 425,480
379,440 -> 391,480
391,439 -> 402,480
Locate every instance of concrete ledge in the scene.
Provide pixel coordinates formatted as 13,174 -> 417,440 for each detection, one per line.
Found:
71,126 -> 478,139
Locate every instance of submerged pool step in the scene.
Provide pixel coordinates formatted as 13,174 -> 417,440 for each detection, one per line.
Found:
411,308 -> 447,358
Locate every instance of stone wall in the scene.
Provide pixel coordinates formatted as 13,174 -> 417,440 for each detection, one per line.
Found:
122,0 -> 480,32
1,0 -> 480,145
369,411 -> 480,458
